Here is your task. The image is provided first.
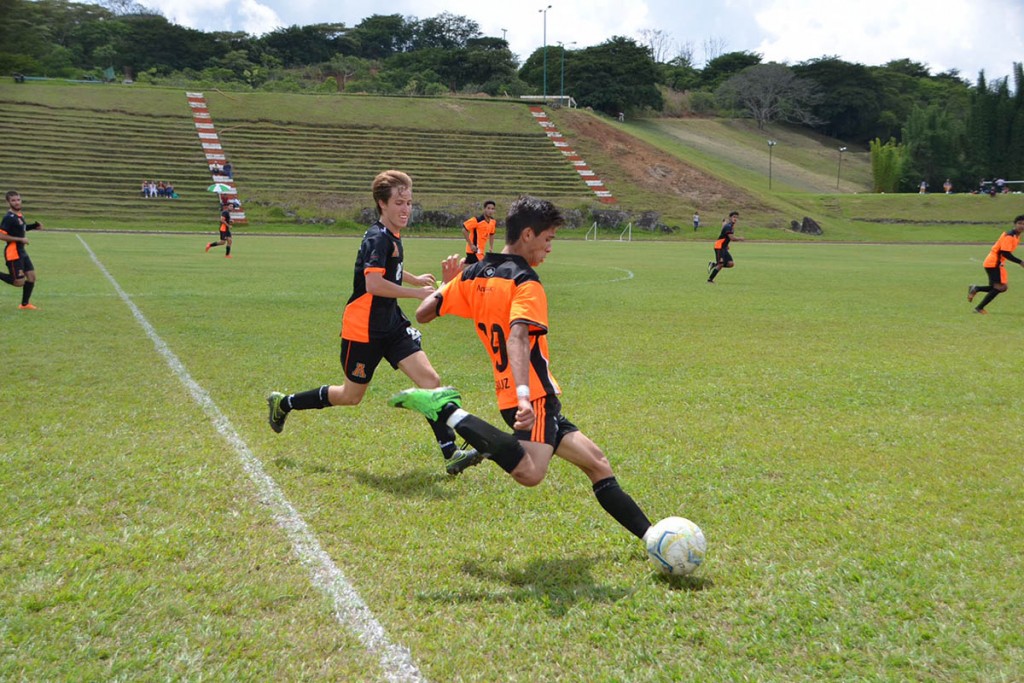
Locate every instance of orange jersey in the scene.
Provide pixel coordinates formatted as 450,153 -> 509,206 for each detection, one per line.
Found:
437,253 -> 560,409
983,231 -> 1021,268
463,215 -> 497,255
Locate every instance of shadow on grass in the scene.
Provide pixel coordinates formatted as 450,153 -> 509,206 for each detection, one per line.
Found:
418,556 -> 635,616
273,457 -> 459,500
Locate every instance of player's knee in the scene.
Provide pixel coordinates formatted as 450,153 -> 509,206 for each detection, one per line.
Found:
997,283 -> 1008,292
510,462 -> 545,487
12,279 -> 24,287
725,262 -> 735,268
416,370 -> 442,389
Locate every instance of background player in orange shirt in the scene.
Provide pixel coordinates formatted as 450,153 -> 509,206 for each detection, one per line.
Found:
708,211 -> 743,283
967,214 -> 1024,314
389,195 -> 654,543
267,170 -> 478,473
461,200 -> 496,266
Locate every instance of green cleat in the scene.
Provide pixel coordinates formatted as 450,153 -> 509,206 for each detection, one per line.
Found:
388,386 -> 462,422
267,391 -> 288,433
446,447 -> 485,476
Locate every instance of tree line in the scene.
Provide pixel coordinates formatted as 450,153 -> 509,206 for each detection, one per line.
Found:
1,0 -> 1021,193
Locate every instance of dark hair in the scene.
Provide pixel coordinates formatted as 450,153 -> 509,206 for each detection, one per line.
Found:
505,195 -> 563,244
371,170 -> 412,214
483,200 -> 496,208
5,190 -> 20,201
1015,214 -> 1024,223
728,211 -> 739,218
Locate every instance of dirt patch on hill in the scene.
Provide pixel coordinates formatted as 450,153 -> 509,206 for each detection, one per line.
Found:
553,110 -> 779,222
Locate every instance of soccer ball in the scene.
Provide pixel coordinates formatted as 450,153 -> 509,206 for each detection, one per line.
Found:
645,517 -> 706,576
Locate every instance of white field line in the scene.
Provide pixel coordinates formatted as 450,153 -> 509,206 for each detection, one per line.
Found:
77,235 -> 425,683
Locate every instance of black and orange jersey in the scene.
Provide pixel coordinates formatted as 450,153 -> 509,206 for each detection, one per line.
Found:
983,231 -> 1022,268
341,221 -> 409,342
0,210 -> 37,261
463,215 -> 497,255
220,209 -> 232,232
714,221 -> 734,250
435,252 -> 561,409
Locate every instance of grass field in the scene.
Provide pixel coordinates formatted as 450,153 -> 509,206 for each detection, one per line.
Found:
3,231 -> 1023,681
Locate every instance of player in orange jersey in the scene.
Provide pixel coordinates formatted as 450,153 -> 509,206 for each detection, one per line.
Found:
266,170 -> 479,474
0,190 -> 43,310
205,204 -> 233,257
707,211 -> 743,283
967,215 -> 1024,314
389,195 -> 654,541
461,200 -> 497,266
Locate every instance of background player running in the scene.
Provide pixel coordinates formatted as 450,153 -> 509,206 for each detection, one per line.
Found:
708,211 -> 743,284
266,170 -> 478,474
0,190 -> 43,310
389,195 -> 654,546
205,204 -> 233,257
967,214 -> 1024,314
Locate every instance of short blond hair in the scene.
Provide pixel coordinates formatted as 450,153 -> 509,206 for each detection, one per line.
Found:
371,170 -> 412,214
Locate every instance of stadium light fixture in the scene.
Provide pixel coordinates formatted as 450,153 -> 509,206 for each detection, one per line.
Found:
837,146 -> 848,190
767,139 -> 777,190
539,5 -> 552,101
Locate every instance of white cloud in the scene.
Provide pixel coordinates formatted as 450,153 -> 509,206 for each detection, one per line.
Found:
238,0 -> 283,35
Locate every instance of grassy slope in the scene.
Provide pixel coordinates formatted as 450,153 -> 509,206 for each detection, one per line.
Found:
2,81 -> 1022,242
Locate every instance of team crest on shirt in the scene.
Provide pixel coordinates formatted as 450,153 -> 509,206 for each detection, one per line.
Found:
483,266 -> 496,277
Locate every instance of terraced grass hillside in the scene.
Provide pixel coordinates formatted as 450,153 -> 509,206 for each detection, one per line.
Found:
0,83 -> 597,231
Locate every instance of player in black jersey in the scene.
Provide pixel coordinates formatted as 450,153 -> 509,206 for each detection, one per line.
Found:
0,191 -> 43,310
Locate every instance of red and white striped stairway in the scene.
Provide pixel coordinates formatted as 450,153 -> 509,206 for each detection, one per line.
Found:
529,106 -> 616,204
185,92 -> 246,223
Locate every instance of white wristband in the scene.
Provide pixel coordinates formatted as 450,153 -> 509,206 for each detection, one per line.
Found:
516,385 -> 530,399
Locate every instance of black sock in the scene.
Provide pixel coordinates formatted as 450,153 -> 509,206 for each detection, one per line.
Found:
288,385 -> 332,411
21,281 -> 34,305
974,285 -> 993,293
593,477 -> 652,540
708,267 -> 720,281
977,291 -> 999,310
0,272 -> 12,284
427,417 -> 458,458
451,414 -> 525,473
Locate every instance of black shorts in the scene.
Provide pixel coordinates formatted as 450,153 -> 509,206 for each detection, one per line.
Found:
464,252 -> 480,265
985,266 -> 1004,287
715,248 -> 732,264
219,229 -> 232,240
500,395 -> 579,450
5,252 -> 32,278
340,325 -> 422,384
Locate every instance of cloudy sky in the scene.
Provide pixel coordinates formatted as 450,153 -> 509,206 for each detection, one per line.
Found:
152,0 -> 1023,82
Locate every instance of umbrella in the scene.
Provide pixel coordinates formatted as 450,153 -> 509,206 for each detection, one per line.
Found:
207,183 -> 234,193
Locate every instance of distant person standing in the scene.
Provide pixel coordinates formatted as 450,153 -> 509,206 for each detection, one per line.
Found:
967,214 -> 1024,314
692,212 -> 700,231
707,211 -> 743,284
943,178 -> 953,194
919,180 -> 928,194
0,190 -> 43,310
205,205 -> 233,257
462,200 -> 497,266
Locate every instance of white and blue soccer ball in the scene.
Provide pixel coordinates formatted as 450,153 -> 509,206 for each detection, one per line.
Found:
645,516 -> 706,576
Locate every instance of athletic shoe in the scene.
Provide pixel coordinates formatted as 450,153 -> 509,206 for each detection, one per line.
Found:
967,285 -> 977,303
267,391 -> 288,433
446,447 -> 485,476
388,386 -> 462,422
973,307 -> 988,315
18,303 -> 37,310
706,280 -> 715,285
708,261 -> 715,275
205,244 -> 211,252
225,254 -> 232,258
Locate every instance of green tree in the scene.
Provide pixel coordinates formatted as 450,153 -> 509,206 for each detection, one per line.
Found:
347,14 -> 414,59
870,137 -> 905,193
793,57 -> 882,140
699,50 -> 761,90
525,36 -> 662,115
900,104 -> 965,190
411,12 -> 480,50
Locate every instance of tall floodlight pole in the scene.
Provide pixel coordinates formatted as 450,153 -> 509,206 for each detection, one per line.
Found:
558,41 -> 576,103
501,28 -> 507,42
767,139 -> 777,190
539,5 -> 551,101
837,146 -> 848,190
